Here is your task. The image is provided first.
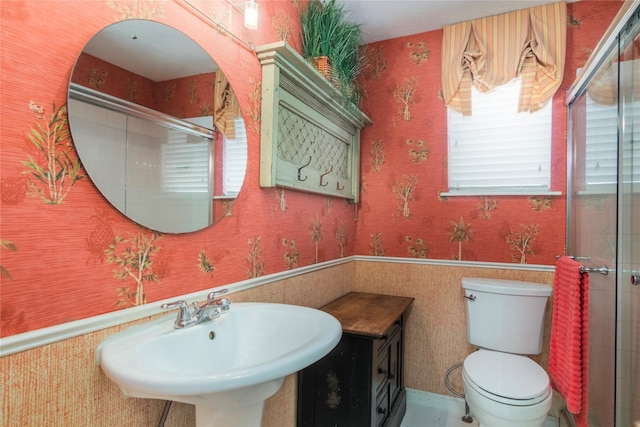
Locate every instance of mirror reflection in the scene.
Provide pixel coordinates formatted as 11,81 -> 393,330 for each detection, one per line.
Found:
68,20 -> 247,233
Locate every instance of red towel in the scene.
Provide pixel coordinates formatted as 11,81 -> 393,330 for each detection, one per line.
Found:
549,256 -> 589,426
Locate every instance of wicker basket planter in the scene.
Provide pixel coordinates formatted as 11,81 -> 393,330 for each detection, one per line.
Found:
312,55 -> 333,81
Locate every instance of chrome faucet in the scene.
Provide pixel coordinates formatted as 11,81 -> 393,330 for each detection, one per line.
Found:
161,289 -> 231,329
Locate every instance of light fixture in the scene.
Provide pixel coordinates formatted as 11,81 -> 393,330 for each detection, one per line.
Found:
244,0 -> 258,29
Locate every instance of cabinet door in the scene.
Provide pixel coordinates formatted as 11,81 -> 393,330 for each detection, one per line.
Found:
297,334 -> 373,427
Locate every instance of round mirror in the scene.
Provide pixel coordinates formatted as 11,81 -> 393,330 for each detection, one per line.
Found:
68,20 -> 247,234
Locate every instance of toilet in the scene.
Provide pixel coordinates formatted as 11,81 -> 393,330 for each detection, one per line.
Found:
461,277 -> 553,427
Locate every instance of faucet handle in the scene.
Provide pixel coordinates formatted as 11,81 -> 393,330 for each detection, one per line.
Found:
207,289 -> 231,311
161,300 -> 196,328
207,288 -> 228,302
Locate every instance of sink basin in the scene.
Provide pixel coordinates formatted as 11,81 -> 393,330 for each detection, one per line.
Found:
97,302 -> 342,427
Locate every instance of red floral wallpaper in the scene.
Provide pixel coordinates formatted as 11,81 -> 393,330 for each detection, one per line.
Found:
354,0 -> 621,263
72,52 -> 217,118
0,0 -> 621,337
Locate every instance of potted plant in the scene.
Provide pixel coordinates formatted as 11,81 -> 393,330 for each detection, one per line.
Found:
300,0 -> 366,106
300,0 -> 338,80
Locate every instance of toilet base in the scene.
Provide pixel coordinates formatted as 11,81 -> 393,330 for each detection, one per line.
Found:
463,377 -> 553,427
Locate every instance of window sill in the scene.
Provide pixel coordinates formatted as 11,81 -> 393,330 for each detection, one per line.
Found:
574,184 -> 617,196
441,190 -> 563,197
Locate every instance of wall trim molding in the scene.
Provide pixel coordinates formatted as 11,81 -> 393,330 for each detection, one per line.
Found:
0,256 -> 553,357
354,256 -> 555,272
0,257 -> 352,357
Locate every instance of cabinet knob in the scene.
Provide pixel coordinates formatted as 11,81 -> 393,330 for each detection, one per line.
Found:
376,407 -> 386,415
378,367 -> 388,375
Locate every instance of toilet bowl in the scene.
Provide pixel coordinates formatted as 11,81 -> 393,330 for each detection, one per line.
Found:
462,349 -> 553,427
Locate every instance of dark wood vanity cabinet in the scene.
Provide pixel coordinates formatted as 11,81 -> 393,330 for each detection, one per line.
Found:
297,292 -> 414,427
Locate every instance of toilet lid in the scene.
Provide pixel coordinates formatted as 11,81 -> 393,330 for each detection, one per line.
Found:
464,350 -> 550,401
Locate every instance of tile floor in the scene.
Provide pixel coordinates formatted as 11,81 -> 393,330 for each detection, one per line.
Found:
400,389 -> 559,427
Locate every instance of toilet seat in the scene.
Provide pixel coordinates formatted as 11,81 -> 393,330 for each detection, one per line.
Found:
463,349 -> 551,406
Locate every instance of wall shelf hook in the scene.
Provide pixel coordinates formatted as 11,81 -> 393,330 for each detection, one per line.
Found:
320,165 -> 333,187
297,157 -> 312,181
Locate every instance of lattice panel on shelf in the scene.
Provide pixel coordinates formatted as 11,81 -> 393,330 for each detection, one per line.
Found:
278,106 -> 348,178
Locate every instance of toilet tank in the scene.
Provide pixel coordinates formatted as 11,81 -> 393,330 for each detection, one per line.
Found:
462,277 -> 552,355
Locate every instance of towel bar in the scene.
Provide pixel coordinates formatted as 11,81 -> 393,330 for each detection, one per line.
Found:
555,255 -> 611,275
555,255 -> 591,261
578,265 -> 611,275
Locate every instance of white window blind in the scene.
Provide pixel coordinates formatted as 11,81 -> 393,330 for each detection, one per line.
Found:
585,93 -> 618,187
622,97 -> 640,186
583,60 -> 640,191
447,79 -> 553,195
222,117 -> 248,196
162,129 -> 211,193
585,100 -> 640,190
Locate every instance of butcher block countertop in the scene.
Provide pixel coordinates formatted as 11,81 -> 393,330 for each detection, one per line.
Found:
320,292 -> 414,338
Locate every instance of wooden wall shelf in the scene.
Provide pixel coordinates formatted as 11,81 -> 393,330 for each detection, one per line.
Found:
256,42 -> 372,201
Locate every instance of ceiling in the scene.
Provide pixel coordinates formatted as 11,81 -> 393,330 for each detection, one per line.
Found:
339,0 -> 578,43
81,20 -> 218,83
78,1 -> 577,82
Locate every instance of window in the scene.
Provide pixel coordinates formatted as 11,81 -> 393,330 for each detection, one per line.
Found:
582,60 -> 640,192
584,93 -> 618,189
162,129 -> 211,193
221,117 -> 248,196
163,116 -> 247,198
445,79 -> 555,196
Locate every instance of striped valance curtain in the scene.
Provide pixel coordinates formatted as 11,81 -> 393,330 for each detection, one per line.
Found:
442,1 -> 567,116
586,59 -> 618,106
214,70 -> 242,139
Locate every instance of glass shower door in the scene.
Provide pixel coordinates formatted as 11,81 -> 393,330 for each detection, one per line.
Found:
568,5 -> 640,425
616,21 -> 640,427
568,46 -> 619,426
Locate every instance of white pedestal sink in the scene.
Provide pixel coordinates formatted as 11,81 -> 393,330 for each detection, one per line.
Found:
97,302 -> 342,427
